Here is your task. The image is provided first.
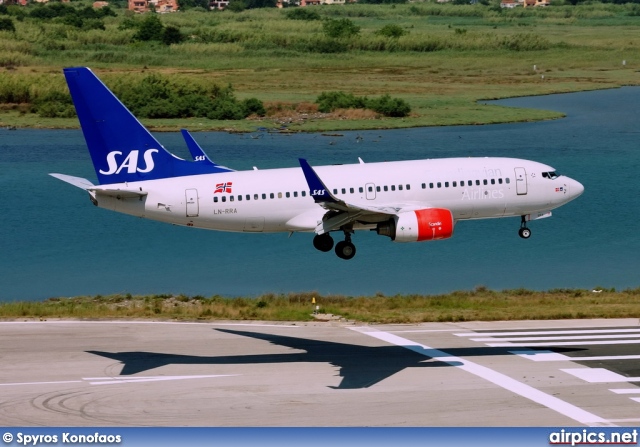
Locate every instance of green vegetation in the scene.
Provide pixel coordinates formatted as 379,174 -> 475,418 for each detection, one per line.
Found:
1,2 -> 640,131
316,91 -> 411,117
1,288 -> 639,323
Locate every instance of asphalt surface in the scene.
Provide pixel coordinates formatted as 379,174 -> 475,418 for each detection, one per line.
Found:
1,318 -> 639,427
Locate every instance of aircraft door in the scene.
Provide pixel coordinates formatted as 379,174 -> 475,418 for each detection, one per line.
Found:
185,189 -> 199,217
365,183 -> 376,200
514,168 -> 527,195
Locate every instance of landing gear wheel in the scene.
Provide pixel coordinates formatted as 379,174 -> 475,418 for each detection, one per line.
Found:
313,233 -> 334,252
518,227 -> 531,239
335,240 -> 356,260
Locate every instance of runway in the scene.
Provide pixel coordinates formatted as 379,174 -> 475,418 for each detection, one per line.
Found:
1,318 -> 639,427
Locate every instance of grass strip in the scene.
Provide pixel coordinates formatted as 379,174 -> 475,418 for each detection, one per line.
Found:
1,288 -> 639,323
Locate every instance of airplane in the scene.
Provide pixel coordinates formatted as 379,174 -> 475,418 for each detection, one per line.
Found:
52,67 -> 584,260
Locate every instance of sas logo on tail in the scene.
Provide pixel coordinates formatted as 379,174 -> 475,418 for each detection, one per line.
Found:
100,149 -> 159,175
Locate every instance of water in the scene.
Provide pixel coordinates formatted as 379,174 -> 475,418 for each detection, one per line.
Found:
1,87 -> 638,301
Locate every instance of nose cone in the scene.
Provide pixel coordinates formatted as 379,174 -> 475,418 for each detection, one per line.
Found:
566,177 -> 585,202
573,179 -> 585,197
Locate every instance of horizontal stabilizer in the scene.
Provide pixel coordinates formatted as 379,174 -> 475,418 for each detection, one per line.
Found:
90,187 -> 148,199
50,173 -> 95,190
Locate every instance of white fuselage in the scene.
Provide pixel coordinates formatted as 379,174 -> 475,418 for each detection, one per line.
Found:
93,157 -> 584,234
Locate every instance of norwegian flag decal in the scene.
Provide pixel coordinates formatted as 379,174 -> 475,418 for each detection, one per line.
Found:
555,187 -> 564,193
215,182 -> 232,193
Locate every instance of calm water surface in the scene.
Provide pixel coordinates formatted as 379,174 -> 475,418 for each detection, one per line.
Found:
1,88 -> 638,300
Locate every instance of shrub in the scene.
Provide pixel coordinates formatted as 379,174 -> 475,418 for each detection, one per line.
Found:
322,18 -> 360,39
285,8 -> 321,21
316,91 -> 411,117
375,24 -> 406,38
162,25 -> 185,45
134,15 -> 164,41
0,17 -> 14,32
367,94 -> 411,117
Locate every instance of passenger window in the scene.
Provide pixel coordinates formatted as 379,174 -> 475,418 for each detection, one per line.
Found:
270,193 -> 274,199
359,187 -> 364,193
246,195 -> 250,200
230,196 -> 234,202
278,192 -> 282,198
445,182 -> 449,188
399,185 -> 403,191
421,183 -> 426,189
476,180 -> 480,186
294,191 -> 298,198
368,186 -> 373,192
506,178 -> 510,184
254,194 -> 258,200
383,186 -> 388,192
214,197 -> 218,203
406,184 -> 410,190
376,186 -> 381,192
238,195 -> 242,201
498,179 -> 503,184
333,189 -> 338,194
453,181 -> 457,187
429,183 -> 434,189
483,179 -> 488,185
262,193 -> 266,200
490,179 -> 495,185
468,180 -> 472,186
437,182 -> 442,188
222,196 -> 227,202
341,188 -> 346,194
350,188 -> 354,194
391,185 -> 396,191
302,191 -> 306,197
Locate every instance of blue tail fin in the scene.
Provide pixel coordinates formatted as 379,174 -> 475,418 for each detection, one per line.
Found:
64,67 -> 233,185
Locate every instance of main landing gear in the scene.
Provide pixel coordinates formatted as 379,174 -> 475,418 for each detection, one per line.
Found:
313,231 -> 356,260
519,216 -> 532,239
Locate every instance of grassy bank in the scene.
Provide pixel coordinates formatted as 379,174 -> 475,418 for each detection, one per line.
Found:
1,3 -> 640,131
2,288 -> 639,323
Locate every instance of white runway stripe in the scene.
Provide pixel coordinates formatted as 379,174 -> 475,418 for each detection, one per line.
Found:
610,389 -> 640,395
350,326 -> 614,427
473,334 -> 640,342
456,329 -> 640,337
488,339 -> 640,347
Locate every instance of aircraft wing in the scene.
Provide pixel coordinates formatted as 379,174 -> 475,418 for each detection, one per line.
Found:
298,159 -> 426,234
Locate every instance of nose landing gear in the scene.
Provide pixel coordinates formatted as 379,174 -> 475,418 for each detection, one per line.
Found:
519,216 -> 531,239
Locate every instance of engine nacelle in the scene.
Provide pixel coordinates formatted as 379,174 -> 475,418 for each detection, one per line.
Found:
376,208 -> 454,243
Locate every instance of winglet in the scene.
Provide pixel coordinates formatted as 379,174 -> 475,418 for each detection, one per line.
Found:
298,158 -> 339,204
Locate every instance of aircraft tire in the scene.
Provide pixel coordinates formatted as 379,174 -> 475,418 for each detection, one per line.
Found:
518,228 -> 532,239
335,241 -> 356,260
313,233 -> 334,252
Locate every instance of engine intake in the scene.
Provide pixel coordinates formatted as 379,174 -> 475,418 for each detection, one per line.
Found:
376,208 -> 454,243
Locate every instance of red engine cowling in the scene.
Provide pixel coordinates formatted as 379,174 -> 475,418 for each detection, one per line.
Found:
376,208 -> 454,243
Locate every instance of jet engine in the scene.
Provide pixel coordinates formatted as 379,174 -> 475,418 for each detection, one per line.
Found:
376,208 -> 454,243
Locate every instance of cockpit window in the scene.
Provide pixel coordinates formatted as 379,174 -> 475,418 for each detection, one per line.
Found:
542,171 -> 559,180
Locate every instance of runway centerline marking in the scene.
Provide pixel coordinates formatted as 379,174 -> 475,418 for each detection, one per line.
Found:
350,326 -> 615,427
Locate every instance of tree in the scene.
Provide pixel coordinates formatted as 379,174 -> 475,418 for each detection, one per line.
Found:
134,14 -> 164,41
162,25 -> 185,45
